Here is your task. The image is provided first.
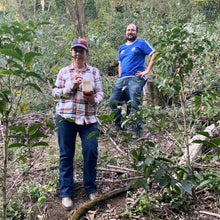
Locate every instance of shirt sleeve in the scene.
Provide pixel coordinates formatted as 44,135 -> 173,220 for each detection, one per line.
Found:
52,69 -> 72,98
93,68 -> 104,105
142,39 -> 155,56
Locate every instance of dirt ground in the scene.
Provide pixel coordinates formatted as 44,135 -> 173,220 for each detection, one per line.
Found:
3,123 -> 220,220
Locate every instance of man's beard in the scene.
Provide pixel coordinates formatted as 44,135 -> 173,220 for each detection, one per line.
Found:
126,35 -> 137,42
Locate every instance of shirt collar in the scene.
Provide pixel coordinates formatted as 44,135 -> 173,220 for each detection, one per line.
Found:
70,63 -> 89,71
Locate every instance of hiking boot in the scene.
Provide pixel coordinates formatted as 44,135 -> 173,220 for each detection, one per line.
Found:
62,197 -> 73,211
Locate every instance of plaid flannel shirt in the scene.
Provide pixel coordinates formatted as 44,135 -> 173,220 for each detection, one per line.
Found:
52,63 -> 104,125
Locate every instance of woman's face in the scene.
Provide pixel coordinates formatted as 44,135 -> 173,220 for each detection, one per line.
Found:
71,46 -> 88,62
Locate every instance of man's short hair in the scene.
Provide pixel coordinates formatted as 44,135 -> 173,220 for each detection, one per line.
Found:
126,24 -> 138,33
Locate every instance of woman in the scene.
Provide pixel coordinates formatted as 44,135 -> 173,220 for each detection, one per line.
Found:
52,39 -> 104,211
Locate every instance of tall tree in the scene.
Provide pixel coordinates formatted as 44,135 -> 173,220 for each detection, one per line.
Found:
64,0 -> 85,38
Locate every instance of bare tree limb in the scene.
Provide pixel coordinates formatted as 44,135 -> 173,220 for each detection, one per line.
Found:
199,210 -> 220,218
70,187 -> 134,220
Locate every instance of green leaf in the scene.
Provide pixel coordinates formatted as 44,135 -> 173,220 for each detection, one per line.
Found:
15,47 -> 23,57
1,69 -> 23,76
177,169 -> 185,181
174,185 -> 181,194
196,179 -> 213,189
64,118 -> 75,123
184,58 -> 193,72
180,181 -> 192,195
211,137 -> 220,146
125,179 -> 136,190
38,195 -> 46,207
25,71 -> 43,80
0,49 -> 22,61
9,125 -> 26,133
138,178 -> 149,191
0,100 -> 8,113
36,22 -> 50,27
87,131 -> 97,138
28,123 -> 43,133
19,31 -> 33,42
43,185 -> 53,191
194,95 -> 202,113
144,141 -> 155,148
0,91 -> 10,102
197,131 -> 210,138
28,20 -> 35,29
45,118 -> 55,130
192,140 -> 206,144
9,143 -> 27,148
158,177 -> 170,187
29,133 -> 48,142
11,21 -> 25,29
25,83 -> 42,92
130,148 -> 138,160
8,135 -> 23,139
154,169 -> 163,182
157,157 -> 175,164
20,103 -> 30,114
144,156 -> 154,165
24,51 -> 42,64
32,141 -> 49,147
11,62 -> 23,70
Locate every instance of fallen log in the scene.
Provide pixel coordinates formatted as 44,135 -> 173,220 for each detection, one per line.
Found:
70,187 -> 134,220
199,210 -> 220,219
180,121 -> 220,165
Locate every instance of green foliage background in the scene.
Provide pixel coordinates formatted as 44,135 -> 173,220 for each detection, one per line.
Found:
1,0 -> 219,114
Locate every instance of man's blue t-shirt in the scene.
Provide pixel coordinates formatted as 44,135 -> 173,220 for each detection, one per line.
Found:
118,39 -> 155,79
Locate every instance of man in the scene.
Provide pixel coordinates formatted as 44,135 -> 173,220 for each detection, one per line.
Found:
109,24 -> 156,137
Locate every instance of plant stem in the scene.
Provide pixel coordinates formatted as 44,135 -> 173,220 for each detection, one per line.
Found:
179,73 -> 191,172
3,111 -> 9,220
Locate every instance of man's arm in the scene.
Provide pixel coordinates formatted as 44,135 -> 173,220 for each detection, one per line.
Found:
118,62 -> 122,77
136,52 -> 157,78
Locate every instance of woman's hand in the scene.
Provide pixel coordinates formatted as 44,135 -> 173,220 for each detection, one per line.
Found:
82,91 -> 95,105
71,74 -> 82,91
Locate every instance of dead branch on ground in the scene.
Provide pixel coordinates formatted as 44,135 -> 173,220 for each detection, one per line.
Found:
70,187 -> 134,220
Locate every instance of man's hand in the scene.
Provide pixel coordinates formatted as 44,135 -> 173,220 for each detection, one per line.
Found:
136,53 -> 157,78
136,70 -> 147,78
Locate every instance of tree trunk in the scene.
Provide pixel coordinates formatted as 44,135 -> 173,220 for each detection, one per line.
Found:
40,0 -> 45,11
18,0 -> 27,20
142,79 -> 161,106
76,0 -> 85,38
64,0 -> 85,38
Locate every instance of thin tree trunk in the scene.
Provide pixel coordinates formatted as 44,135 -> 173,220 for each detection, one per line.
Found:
76,0 -> 85,38
179,73 -> 191,170
2,111 -> 9,220
18,0 -> 27,20
40,0 -> 45,11
64,0 -> 85,38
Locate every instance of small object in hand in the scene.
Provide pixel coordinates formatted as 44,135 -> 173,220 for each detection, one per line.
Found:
82,75 -> 93,96
83,91 -> 93,96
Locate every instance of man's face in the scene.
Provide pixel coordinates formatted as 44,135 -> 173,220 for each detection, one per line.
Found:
126,24 -> 138,42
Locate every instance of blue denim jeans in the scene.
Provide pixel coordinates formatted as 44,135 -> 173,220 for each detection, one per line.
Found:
109,76 -> 147,134
56,114 -> 98,197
